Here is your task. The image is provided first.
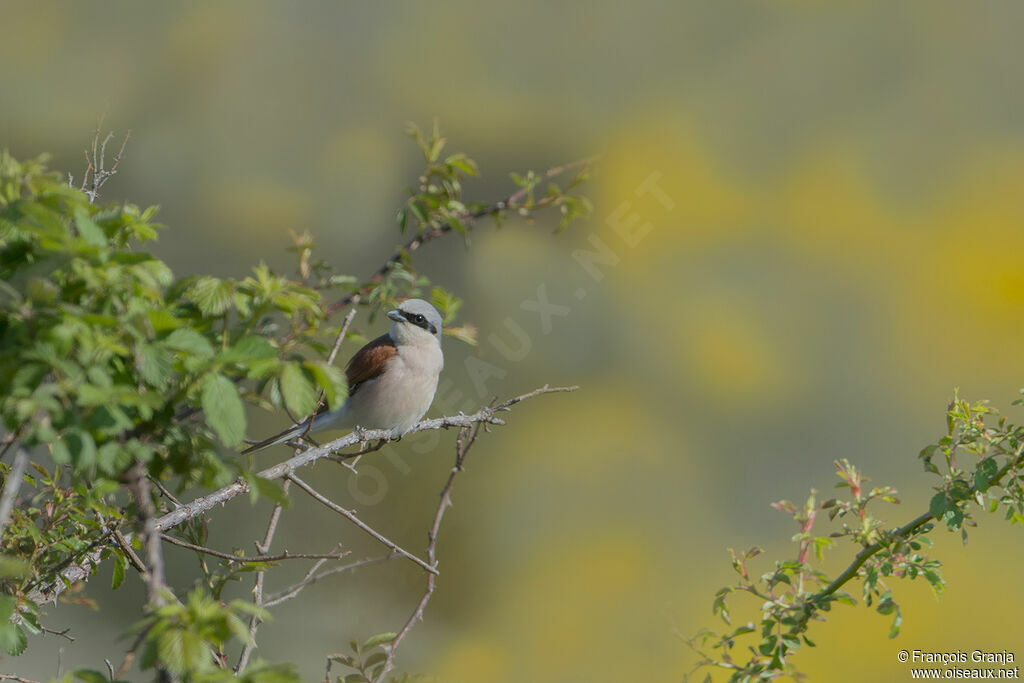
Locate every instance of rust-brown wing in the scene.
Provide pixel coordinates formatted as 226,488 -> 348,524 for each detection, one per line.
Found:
344,333 -> 397,398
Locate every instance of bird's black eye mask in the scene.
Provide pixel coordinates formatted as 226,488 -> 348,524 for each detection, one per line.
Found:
401,310 -> 437,335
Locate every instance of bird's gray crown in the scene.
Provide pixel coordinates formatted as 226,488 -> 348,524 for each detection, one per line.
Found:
391,298 -> 443,337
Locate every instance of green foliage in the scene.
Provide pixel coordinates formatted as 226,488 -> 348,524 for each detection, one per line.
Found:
686,391 -> 1024,681
0,126 -> 592,679
326,632 -> 437,683
123,589 -> 298,682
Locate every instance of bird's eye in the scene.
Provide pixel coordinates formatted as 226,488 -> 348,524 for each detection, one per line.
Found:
414,314 -> 425,324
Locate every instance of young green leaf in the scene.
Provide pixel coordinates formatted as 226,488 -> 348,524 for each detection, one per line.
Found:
163,328 -> 216,358
280,363 -> 317,418
202,373 -> 247,447
0,622 -> 27,656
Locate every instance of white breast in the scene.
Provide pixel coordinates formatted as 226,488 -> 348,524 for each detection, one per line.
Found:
336,334 -> 443,436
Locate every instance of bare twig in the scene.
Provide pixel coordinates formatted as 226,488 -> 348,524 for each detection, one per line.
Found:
75,124 -> 130,204
326,308 -> 358,366
149,476 -> 182,510
0,447 -> 30,539
114,629 -> 147,680
374,421 -> 483,681
160,533 -> 346,565
287,474 -> 436,575
0,674 -> 43,682
235,479 -> 291,673
303,307 -> 357,442
262,554 -> 396,608
41,626 -> 74,642
29,386 -> 576,603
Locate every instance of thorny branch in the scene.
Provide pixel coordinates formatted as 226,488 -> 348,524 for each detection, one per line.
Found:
373,419 -> 483,682
29,386 -> 577,604
159,531 -> 347,565
287,474 -> 435,575
809,448 -> 1024,605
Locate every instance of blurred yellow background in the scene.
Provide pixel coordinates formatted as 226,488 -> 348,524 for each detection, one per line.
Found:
3,2 -> 1023,681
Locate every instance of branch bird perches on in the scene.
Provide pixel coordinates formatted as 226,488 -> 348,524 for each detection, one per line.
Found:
28,385 -> 577,604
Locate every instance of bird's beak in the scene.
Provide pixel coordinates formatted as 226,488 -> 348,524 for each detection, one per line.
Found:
387,309 -> 404,323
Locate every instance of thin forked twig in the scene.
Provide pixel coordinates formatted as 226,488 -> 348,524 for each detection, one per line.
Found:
302,307 -> 357,441
262,554 -> 396,608
287,474 -> 437,576
373,421 -> 484,682
30,386 -> 577,603
236,479 -> 291,673
74,124 -> 131,204
160,533 -> 347,565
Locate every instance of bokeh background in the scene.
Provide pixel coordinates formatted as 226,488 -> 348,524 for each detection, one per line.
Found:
3,2 -> 1024,681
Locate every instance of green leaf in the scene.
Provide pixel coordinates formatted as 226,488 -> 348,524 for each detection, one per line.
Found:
66,428 -> 97,473
112,552 -> 126,590
218,336 -> 278,364
974,458 -> 999,493
362,632 -> 397,649
0,555 -> 31,578
944,506 -> 965,530
758,635 -> 777,656
74,208 -> 107,247
280,363 -> 317,417
0,596 -> 16,622
74,670 -> 111,683
202,373 -> 247,447
305,361 -> 347,410
156,628 -> 186,675
928,492 -> 948,519
228,600 -> 270,621
180,629 -> 206,672
445,153 -> 479,176
247,475 -> 291,507
97,441 -> 132,475
408,200 -> 428,225
189,276 -> 235,316
0,622 -> 27,656
949,480 -> 971,501
163,328 -> 215,358
138,343 -> 173,389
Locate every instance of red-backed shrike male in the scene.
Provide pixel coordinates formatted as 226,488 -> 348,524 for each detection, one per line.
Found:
242,299 -> 444,453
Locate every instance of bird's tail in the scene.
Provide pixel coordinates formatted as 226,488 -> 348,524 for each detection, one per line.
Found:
240,418 -> 313,455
